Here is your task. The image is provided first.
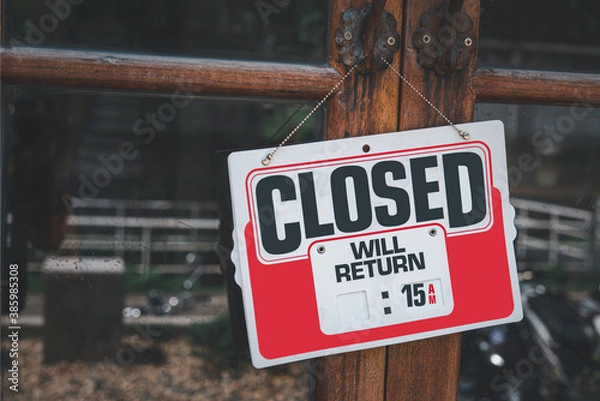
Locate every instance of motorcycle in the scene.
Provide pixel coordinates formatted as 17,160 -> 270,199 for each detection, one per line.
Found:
460,282 -> 600,401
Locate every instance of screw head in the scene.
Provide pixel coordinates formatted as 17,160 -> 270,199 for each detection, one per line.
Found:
317,245 -> 326,254
387,36 -> 396,46
343,31 -> 353,41
429,228 -> 437,237
422,34 -> 431,44
464,37 -> 473,47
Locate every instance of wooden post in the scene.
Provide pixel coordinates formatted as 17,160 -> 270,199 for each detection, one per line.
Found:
386,0 -> 480,398
313,1 -> 403,399
313,0 -> 480,399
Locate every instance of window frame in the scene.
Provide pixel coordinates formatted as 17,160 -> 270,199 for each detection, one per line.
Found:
2,1 -> 600,401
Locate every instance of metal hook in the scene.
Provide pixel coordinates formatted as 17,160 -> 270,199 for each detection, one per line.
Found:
335,1 -> 400,74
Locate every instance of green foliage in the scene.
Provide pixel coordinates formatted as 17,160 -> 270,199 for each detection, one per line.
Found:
262,104 -> 322,144
25,272 -> 43,293
125,265 -> 162,292
547,263 -> 571,287
26,266 -> 225,295
124,265 -> 225,295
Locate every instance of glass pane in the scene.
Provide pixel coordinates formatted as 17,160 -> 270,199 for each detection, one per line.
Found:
475,103 -> 600,208
4,0 -> 328,63
479,0 -> 600,73
1,85 -> 323,399
459,103 -> 600,400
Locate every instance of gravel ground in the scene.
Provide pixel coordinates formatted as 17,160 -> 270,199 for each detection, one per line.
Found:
1,335 -> 310,401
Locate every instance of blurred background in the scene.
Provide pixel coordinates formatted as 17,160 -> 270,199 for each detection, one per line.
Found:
1,0 -> 600,400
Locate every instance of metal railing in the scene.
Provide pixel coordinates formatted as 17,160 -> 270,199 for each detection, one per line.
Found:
54,198 -> 221,275
512,198 -> 596,271
30,196 -> 599,274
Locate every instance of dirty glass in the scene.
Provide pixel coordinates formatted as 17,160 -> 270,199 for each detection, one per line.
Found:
0,85 -> 324,400
459,103 -> 600,401
4,0 -> 329,64
479,0 -> 600,73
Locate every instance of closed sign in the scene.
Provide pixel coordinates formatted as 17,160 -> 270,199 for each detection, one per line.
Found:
228,120 -> 522,368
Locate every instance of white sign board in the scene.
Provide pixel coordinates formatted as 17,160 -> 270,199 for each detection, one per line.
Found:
228,120 -> 522,368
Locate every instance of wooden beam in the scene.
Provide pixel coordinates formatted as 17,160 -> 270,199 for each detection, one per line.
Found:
312,0 -> 404,399
0,47 -> 341,99
473,68 -> 600,106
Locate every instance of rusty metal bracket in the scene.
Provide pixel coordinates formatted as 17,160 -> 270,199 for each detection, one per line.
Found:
413,3 -> 475,75
335,1 -> 401,74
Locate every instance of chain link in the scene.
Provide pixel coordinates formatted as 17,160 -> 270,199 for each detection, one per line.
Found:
381,57 -> 470,140
262,58 -> 365,166
261,55 -> 469,166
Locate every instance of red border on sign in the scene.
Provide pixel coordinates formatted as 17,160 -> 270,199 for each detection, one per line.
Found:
244,188 -> 514,360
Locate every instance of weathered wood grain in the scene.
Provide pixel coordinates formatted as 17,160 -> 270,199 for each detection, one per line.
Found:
473,67 -> 600,106
312,0 -> 403,399
383,1 -> 481,400
0,47 -> 340,99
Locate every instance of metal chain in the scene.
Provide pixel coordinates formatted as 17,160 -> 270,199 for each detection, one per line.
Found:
381,57 -> 470,140
262,58 -> 364,166
261,55 -> 469,166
